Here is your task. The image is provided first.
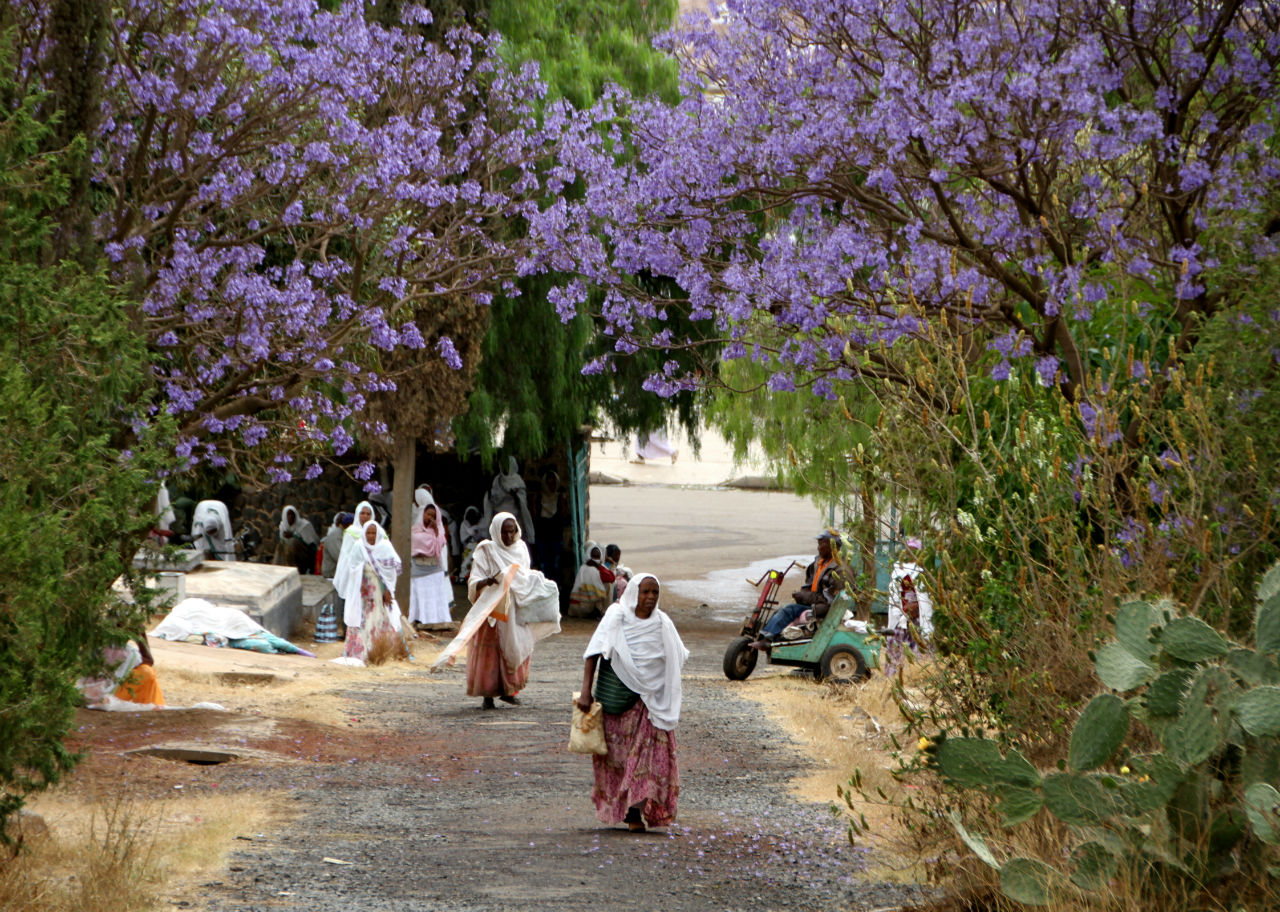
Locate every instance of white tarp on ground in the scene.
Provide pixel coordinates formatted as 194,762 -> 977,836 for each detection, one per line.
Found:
150,597 -> 267,641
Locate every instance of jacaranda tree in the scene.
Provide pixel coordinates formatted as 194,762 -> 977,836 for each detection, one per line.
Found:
535,0 -> 1279,489
15,0 -> 558,486
2,0 -> 559,832
533,0 -> 1280,752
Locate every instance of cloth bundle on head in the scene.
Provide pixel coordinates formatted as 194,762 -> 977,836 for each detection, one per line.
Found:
278,505 -> 319,545
584,573 -> 689,731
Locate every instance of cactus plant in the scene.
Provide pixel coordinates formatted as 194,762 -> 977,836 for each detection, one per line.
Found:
935,560 -> 1280,907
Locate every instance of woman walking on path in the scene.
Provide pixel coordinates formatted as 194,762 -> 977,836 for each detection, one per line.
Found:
337,519 -> 408,666
431,512 -> 559,709
577,573 -> 688,832
409,498 -> 453,626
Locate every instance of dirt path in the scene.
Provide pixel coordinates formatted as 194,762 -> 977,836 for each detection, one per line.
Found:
105,615 -> 916,912
55,484 -> 929,910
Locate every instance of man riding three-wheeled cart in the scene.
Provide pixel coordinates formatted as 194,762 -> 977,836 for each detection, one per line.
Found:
722,531 -> 932,684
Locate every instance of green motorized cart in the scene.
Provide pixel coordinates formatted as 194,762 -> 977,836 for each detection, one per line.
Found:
722,566 -> 884,684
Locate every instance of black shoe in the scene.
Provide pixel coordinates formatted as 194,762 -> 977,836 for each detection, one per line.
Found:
481,697 -> 496,710
750,637 -> 772,650
499,695 -> 521,706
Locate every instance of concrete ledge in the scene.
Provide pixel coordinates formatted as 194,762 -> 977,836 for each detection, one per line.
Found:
299,576 -> 338,624
587,471 -> 630,485
721,475 -> 791,491
182,563 -> 302,638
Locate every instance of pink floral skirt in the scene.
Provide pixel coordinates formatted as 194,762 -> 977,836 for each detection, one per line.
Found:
592,701 -> 679,828
465,620 -> 530,697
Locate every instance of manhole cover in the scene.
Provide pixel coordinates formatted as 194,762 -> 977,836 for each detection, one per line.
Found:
214,671 -> 278,686
126,747 -> 239,765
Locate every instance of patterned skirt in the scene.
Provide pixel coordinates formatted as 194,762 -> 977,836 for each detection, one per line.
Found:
342,567 -> 408,665
592,701 -> 679,828
465,620 -> 530,697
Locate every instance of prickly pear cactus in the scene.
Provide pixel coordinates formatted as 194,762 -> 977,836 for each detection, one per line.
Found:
936,560 -> 1280,906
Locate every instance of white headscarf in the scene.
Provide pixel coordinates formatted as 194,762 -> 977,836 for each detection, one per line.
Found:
572,540 -> 606,594
338,519 -> 401,628
483,511 -> 530,570
156,481 -> 175,532
334,501 -> 376,599
412,488 -> 432,526
460,506 -> 485,545
490,459 -> 535,544
192,500 -> 235,560
360,520 -> 402,591
278,505 -> 319,545
584,573 -> 689,731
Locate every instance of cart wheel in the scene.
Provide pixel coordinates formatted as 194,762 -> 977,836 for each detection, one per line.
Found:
723,636 -> 759,681
818,644 -> 868,684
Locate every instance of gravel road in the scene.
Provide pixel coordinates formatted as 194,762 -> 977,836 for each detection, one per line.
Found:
185,613 -> 930,912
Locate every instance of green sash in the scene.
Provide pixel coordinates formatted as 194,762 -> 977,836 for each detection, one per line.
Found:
593,658 -> 640,715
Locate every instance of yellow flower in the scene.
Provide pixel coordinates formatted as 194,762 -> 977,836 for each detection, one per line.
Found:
917,737 -> 932,751
1119,765 -> 1130,775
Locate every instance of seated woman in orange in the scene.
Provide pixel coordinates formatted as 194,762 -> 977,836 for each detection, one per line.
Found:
114,635 -> 164,705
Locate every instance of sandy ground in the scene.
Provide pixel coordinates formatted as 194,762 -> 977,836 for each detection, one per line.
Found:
45,479 -> 932,912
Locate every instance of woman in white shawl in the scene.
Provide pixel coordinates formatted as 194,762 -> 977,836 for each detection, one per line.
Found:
577,573 -> 688,832
274,504 -> 319,573
432,512 -> 559,709
567,540 -> 613,619
408,495 -> 453,626
191,499 -> 236,561
489,457 -> 535,544
337,520 -> 408,666
332,501 -> 376,631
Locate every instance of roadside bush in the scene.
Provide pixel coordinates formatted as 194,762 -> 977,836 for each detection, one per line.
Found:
918,562 -> 1280,911
0,38 -> 171,838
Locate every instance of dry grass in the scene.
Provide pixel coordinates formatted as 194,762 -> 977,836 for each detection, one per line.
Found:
154,637 -> 444,727
4,790 -> 283,912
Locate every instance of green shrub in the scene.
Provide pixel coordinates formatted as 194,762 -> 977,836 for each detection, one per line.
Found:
931,563 -> 1280,908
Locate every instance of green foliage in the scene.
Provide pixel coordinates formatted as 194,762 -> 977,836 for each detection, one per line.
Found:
0,39 -> 172,838
456,0 -> 691,463
489,0 -> 680,108
936,564 -> 1280,908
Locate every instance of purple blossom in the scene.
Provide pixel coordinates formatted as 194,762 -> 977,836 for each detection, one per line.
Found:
10,0 -> 561,479
436,336 -> 463,370
524,0 -> 1277,434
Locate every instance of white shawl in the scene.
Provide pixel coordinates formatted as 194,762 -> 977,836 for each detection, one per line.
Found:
278,504 -> 319,545
334,502 -> 374,620
490,458 -> 535,544
431,512 -> 559,672
339,520 -> 403,630
192,500 -> 235,561
584,573 -> 689,731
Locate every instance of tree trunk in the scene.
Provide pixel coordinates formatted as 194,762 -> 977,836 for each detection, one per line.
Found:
391,436 -> 416,619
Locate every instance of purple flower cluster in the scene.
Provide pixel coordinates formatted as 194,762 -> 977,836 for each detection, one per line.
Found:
530,0 -> 1279,432
20,0 -> 560,474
